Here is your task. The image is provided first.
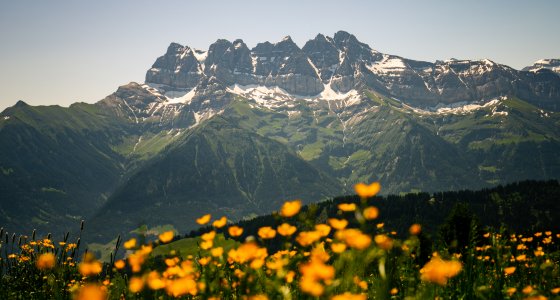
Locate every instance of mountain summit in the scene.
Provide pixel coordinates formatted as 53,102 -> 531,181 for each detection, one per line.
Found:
1,31 -> 559,240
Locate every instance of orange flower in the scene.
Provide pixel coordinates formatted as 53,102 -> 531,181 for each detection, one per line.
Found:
213,216 -> 227,228
201,231 -> 216,241
76,284 -> 107,300
420,256 -> 462,285
374,234 -> 393,250
129,276 -> 144,293
258,226 -> 277,239
409,224 -> 422,235
210,247 -> 224,257
159,231 -> 174,243
124,238 -> 137,249
228,226 -> 244,237
36,253 -> 56,270
277,223 -> 297,236
522,286 -> 533,294
354,182 -> 381,198
504,266 -> 516,275
336,229 -> 371,250
338,203 -> 357,212
363,206 -> 379,220
328,218 -> 348,230
114,259 -> 125,269
315,224 -> 331,237
147,271 -> 166,290
331,243 -> 347,253
79,254 -> 103,276
331,292 -> 367,300
280,200 -> 302,217
296,231 -> 322,247
196,214 -> 211,225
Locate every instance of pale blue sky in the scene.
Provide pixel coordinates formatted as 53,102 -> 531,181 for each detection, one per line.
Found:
1,0 -> 558,111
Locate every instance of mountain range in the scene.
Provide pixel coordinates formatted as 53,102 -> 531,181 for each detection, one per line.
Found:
1,31 -> 559,242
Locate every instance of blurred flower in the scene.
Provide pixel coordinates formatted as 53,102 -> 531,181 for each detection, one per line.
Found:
504,266 -> 516,275
331,243 -> 347,253
258,227 -> 276,239
374,234 -> 393,250
228,226 -> 243,237
114,259 -> 125,269
277,223 -> 297,236
280,200 -> 302,217
296,231 -> 322,247
409,224 -> 422,235
338,203 -> 356,212
354,182 -> 381,198
76,284 -> 107,300
213,216 -> 227,228
129,276 -> 144,293
363,206 -> 379,220
315,224 -> 331,237
159,231 -> 174,243
124,238 -> 137,249
420,256 -> 462,285
331,292 -> 367,300
36,253 -> 56,270
328,218 -> 348,230
196,214 -> 211,225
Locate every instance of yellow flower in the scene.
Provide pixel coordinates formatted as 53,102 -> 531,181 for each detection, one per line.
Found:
409,224 -> 422,235
551,287 -> 560,294
504,266 -> 516,275
196,214 -> 211,225
296,231 -> 323,247
315,224 -> 331,237
376,223 -> 384,229
338,203 -> 357,212
506,287 -> 517,296
211,247 -> 224,257
374,234 -> 393,250
200,240 -> 213,250
198,257 -> 211,266
213,216 -> 227,228
124,238 -> 137,249
129,276 -> 144,293
165,277 -> 197,297
76,284 -> 107,300
280,200 -> 302,217
420,256 -> 462,285
159,231 -> 174,243
354,182 -> 381,198
114,259 -> 125,269
277,223 -> 297,236
336,229 -> 371,250
390,288 -> 398,295
363,206 -> 379,220
522,286 -> 533,294
147,271 -> 166,290
36,253 -> 56,270
328,218 -> 348,230
201,231 -> 216,241
79,254 -> 103,276
258,226 -> 277,239
331,243 -> 347,253
331,292 -> 367,300
228,226 -> 244,237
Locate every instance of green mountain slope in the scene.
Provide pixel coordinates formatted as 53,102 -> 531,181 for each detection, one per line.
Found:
86,115 -> 345,241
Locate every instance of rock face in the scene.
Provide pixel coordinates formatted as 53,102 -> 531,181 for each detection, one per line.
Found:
144,31 -> 560,111
523,59 -> 560,74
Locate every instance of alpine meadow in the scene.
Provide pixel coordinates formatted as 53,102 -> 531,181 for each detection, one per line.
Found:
1,1 -> 560,299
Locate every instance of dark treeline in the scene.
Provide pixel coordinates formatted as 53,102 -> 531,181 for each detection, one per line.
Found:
183,180 -> 560,250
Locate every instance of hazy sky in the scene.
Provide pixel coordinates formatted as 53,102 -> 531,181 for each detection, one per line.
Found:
1,0 -> 559,111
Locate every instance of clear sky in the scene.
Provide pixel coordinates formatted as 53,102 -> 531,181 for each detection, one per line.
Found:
0,0 -> 558,111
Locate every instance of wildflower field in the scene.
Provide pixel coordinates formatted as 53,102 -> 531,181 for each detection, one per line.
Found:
1,183 -> 559,299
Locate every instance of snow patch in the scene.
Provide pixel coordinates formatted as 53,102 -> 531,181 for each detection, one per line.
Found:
164,88 -> 197,105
